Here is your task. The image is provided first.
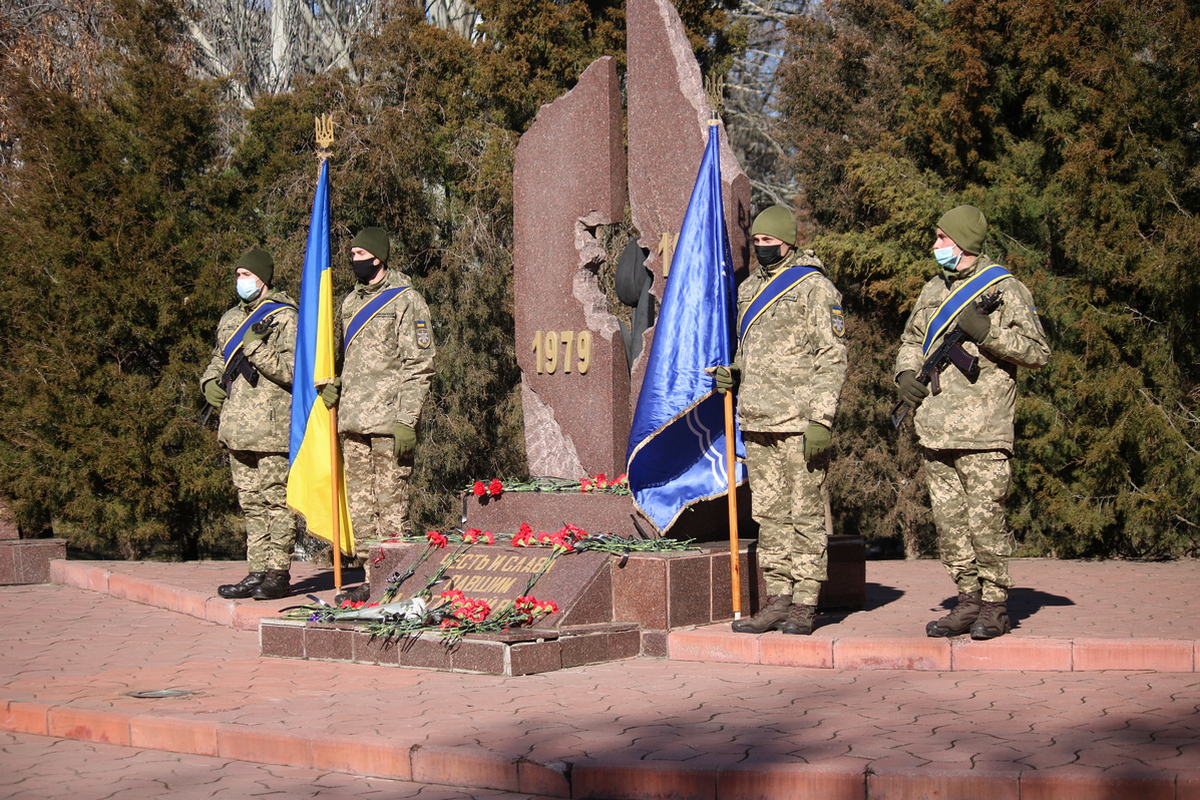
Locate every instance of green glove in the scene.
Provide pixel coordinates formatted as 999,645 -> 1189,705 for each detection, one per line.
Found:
393,423 -> 417,460
956,304 -> 991,343
202,379 -> 227,409
897,370 -> 929,409
803,421 -> 832,463
243,320 -> 275,347
711,365 -> 739,395
319,378 -> 341,409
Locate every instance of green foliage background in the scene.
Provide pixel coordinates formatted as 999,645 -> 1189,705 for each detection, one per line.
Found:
783,0 -> 1200,558
0,0 -> 1196,560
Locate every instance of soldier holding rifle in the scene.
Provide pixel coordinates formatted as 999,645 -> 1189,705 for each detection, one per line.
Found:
894,205 -> 1049,639
201,249 -> 299,600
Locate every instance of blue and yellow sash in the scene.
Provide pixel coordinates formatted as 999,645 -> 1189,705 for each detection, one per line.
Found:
221,301 -> 293,369
921,264 -> 1011,355
738,266 -> 820,340
344,286 -> 409,352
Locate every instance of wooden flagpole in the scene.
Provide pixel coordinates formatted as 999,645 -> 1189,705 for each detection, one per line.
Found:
329,405 -> 343,590
724,390 -> 741,619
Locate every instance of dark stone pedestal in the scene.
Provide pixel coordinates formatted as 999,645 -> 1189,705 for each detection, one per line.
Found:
260,534 -> 865,674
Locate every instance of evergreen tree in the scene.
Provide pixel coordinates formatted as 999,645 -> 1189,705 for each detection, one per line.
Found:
0,0 -> 244,556
779,0 -> 1200,557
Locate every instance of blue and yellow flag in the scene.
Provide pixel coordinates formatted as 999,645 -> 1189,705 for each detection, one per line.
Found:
626,124 -> 746,533
287,159 -> 354,554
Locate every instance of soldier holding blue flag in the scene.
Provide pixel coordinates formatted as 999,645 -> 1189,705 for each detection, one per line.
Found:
895,205 -> 1050,639
716,206 -> 848,636
321,227 -> 435,605
202,249 -> 299,600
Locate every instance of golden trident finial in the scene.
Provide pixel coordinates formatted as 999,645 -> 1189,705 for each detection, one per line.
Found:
704,75 -> 724,120
315,114 -> 334,161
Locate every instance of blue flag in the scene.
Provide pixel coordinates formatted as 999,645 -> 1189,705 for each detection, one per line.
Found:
287,159 -> 354,554
626,124 -> 746,533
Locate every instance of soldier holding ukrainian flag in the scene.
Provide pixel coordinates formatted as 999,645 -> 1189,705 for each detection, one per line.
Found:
320,227 -> 436,605
895,205 -> 1050,640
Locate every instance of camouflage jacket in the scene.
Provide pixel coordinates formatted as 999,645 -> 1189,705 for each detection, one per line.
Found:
894,256 -> 1050,453
734,249 -> 848,433
200,289 -> 298,453
337,269 -> 436,436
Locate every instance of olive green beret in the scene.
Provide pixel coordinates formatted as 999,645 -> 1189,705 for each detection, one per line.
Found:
351,227 -> 390,265
236,248 -> 274,286
937,205 -> 988,254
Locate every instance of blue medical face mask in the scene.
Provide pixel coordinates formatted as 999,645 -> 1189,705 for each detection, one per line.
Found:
236,276 -> 261,301
934,245 -> 961,270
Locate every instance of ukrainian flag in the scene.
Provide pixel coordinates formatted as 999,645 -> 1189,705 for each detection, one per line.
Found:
287,159 -> 354,554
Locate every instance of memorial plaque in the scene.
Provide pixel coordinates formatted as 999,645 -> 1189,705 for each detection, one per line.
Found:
368,542 -> 615,628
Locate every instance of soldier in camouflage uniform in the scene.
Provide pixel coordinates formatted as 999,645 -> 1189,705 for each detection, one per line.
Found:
321,227 -> 435,604
201,249 -> 299,601
895,205 -> 1050,639
716,206 -> 848,636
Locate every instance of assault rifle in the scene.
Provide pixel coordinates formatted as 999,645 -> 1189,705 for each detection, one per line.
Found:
889,289 -> 1004,428
199,319 -> 275,426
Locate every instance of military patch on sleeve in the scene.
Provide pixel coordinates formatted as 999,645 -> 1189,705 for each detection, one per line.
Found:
415,320 -> 432,349
830,305 -> 846,337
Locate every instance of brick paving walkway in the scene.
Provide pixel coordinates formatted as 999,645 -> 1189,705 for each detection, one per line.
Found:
2,558 -> 1199,799
0,731 -> 544,799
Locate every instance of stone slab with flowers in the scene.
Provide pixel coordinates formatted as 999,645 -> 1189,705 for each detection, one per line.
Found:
261,525 -> 767,675
261,519 -> 863,675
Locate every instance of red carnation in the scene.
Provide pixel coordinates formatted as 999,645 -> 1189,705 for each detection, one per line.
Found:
488,478 -> 504,496
472,481 -> 486,496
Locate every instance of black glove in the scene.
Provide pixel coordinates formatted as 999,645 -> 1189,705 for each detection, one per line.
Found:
897,371 -> 929,409
956,304 -> 991,343
710,365 -> 739,395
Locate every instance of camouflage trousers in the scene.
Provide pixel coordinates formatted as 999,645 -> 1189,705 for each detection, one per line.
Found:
342,433 -> 413,583
228,450 -> 296,572
924,448 -> 1014,602
744,431 -> 827,606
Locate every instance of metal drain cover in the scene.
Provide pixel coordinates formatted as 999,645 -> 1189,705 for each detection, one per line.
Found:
123,689 -> 195,699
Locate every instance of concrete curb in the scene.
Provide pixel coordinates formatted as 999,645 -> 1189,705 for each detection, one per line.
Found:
669,625 -> 1199,672
4,695 -> 1198,799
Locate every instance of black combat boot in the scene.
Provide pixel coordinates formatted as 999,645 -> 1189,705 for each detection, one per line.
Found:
926,591 -> 982,637
218,572 -> 266,599
731,594 -> 791,634
333,582 -> 371,606
779,603 -> 817,635
969,600 -> 1011,639
251,569 -> 292,600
